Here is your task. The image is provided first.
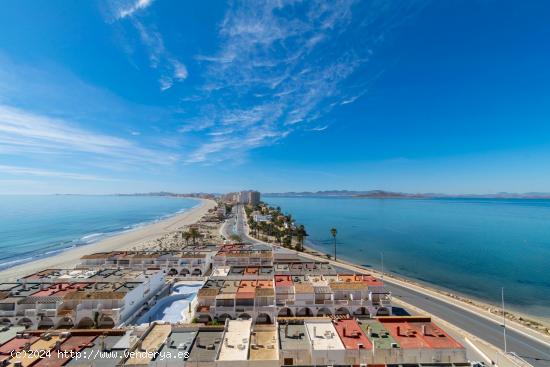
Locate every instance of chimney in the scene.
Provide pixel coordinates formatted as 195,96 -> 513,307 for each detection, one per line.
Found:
396,326 -> 400,336
284,324 -> 289,338
313,326 -> 317,338
343,327 -> 346,337
422,325 -> 426,335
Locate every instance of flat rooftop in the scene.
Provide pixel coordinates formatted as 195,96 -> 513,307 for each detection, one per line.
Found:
218,320 -> 252,361
379,317 -> 464,350
0,326 -> 25,345
305,320 -> 345,351
65,335 -> 128,367
7,335 -> 61,367
187,330 -> 223,363
125,324 -> 171,365
0,335 -> 40,355
211,266 -> 230,277
33,336 -> 97,367
278,323 -> 309,351
155,330 -> 197,362
249,327 -> 278,361
274,275 -> 293,287
357,318 -> 399,349
333,319 -> 372,350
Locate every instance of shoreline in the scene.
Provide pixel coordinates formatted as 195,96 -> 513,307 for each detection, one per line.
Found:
0,198 -> 217,282
300,240 -> 550,335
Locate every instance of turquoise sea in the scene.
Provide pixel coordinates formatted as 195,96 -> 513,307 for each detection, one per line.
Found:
0,195 -> 199,270
264,196 -> 550,320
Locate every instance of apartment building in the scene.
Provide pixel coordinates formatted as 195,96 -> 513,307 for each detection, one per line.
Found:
0,316 -> 467,367
79,249 -> 214,277
275,273 -> 392,318
213,244 -> 273,267
195,278 -> 276,324
0,269 -> 164,329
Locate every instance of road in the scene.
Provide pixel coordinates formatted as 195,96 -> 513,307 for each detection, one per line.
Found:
225,204 -> 550,367
220,204 -> 265,245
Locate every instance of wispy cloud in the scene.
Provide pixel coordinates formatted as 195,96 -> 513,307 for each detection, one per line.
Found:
131,20 -> 188,90
105,1 -> 188,91
115,0 -> 154,20
0,105 -> 176,165
0,164 -> 115,181
180,0 -> 424,163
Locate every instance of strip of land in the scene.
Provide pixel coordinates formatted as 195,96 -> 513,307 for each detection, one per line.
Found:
0,198 -> 216,282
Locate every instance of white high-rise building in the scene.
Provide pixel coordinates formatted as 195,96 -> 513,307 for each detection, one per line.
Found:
224,190 -> 261,205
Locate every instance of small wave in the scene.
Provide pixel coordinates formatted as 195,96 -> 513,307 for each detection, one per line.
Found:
0,202 -> 198,270
0,256 -> 36,269
81,232 -> 105,242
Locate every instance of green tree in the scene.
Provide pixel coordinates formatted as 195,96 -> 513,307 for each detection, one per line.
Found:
183,231 -> 191,246
189,227 -> 201,245
296,225 -> 307,251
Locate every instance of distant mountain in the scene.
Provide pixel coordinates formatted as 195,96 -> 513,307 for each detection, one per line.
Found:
263,190 -> 427,198
116,192 -> 217,198
263,190 -> 550,199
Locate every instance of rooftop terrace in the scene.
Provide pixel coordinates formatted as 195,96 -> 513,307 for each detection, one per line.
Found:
379,317 -> 464,350
357,318 -> 399,349
305,320 -> 345,351
155,330 -> 196,362
249,327 -> 278,361
187,330 -> 223,363
333,319 -> 372,350
278,323 -> 309,351
218,320 -> 251,361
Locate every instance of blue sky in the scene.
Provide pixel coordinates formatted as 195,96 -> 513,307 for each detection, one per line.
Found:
1,0 -> 549,194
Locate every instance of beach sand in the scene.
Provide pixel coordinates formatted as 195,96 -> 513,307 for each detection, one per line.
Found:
0,198 -> 216,282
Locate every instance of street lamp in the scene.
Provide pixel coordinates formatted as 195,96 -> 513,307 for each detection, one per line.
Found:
501,287 -> 507,353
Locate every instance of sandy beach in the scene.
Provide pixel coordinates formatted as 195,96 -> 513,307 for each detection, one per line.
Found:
0,198 -> 216,282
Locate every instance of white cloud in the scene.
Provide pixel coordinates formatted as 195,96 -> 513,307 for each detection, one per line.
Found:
309,125 -> 329,131
0,164 -> 114,181
172,59 -> 188,81
115,0 -> 154,20
0,105 -> 175,165
182,0 -> 372,162
108,2 -> 189,91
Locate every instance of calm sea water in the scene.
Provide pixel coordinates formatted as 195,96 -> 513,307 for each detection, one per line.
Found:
0,195 -> 199,270
264,196 -> 550,319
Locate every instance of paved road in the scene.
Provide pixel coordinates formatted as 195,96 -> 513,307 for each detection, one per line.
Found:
227,205 -> 550,367
388,283 -> 550,367
221,204 -> 265,245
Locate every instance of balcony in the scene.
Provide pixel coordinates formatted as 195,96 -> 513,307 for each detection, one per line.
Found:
213,306 -> 235,312
235,306 -> 254,313
37,309 -> 57,317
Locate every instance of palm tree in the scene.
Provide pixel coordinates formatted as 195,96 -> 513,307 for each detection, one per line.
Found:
296,225 -> 306,251
330,228 -> 337,261
189,227 -> 201,245
183,231 -> 191,246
